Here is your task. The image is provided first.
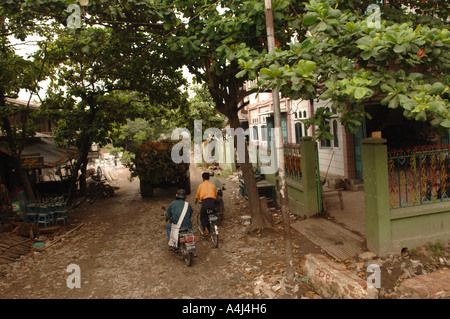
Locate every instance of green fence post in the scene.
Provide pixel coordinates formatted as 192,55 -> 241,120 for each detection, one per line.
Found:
362,137 -> 392,255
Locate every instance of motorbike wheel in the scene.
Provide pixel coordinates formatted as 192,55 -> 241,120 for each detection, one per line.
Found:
183,245 -> 193,267
210,224 -> 219,248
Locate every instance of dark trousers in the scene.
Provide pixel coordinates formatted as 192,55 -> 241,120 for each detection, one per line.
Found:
200,198 -> 216,231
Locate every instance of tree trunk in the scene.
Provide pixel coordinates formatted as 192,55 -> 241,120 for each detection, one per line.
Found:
264,2 -> 295,281
67,157 -> 81,207
18,168 -> 36,202
228,112 -> 273,230
66,138 -> 91,206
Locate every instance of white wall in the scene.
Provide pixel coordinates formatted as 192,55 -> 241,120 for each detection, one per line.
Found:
244,84 -> 347,179
314,99 -> 345,178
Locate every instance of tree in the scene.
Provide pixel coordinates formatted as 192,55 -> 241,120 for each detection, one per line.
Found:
12,0 -> 298,228
40,25 -> 188,204
164,0 -> 306,231
0,3 -> 54,201
176,85 -> 227,136
237,0 -> 449,139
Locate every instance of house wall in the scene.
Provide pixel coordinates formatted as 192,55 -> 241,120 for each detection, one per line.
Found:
312,99 -> 347,181
243,87 -> 350,183
289,99 -> 311,143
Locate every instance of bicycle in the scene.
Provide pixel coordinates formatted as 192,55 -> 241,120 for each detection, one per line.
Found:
197,207 -> 220,248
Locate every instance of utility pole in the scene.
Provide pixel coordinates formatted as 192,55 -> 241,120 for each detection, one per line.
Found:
264,0 -> 294,281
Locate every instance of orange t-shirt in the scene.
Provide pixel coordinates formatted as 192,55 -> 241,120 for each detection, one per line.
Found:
195,180 -> 217,200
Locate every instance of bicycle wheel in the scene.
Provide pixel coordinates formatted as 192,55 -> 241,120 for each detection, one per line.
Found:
210,223 -> 219,248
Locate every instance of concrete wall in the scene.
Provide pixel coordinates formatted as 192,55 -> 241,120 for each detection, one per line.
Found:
362,137 -> 450,256
390,202 -> 450,252
261,137 -> 320,218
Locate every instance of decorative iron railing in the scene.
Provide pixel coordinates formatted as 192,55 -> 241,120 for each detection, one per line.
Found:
284,143 -> 302,182
387,144 -> 450,209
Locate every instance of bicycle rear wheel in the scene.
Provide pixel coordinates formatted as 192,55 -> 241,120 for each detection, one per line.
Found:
210,224 -> 219,248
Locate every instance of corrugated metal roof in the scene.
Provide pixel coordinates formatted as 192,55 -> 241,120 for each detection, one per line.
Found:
21,138 -> 78,167
0,138 -> 78,167
4,97 -> 40,111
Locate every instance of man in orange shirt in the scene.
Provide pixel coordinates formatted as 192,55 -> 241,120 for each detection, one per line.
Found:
195,172 -> 217,236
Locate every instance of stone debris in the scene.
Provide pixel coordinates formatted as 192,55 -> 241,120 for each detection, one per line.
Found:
1,164 -> 448,300
358,251 -> 377,261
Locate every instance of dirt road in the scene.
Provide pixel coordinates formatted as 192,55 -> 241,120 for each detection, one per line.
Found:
0,165 -> 321,299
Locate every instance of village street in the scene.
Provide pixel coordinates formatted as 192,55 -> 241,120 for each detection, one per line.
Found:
0,164 -> 324,299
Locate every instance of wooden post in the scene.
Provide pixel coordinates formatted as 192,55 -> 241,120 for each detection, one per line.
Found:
265,0 -> 294,281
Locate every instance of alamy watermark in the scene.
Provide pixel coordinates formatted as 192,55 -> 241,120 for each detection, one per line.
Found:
366,263 -> 381,289
366,4 -> 382,29
66,263 -> 81,289
66,1 -> 89,29
170,120 -> 279,174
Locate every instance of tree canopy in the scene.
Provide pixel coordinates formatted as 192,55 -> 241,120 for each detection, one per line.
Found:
236,0 -> 449,139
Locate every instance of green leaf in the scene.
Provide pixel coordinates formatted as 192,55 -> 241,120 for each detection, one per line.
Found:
303,12 -> 319,26
297,60 -> 316,75
393,44 -> 406,53
320,89 -> 333,100
317,21 -> 329,32
354,87 -> 367,99
381,94 -> 393,105
380,84 -> 394,93
360,50 -> 373,60
236,69 -> 247,79
400,98 -> 417,111
356,36 -> 372,50
346,22 -> 355,31
428,82 -> 446,95
414,110 -> 427,121
388,95 -> 399,109
406,73 -> 423,81
385,33 -> 397,44
327,19 -> 339,27
82,45 -> 90,54
441,119 -> 450,128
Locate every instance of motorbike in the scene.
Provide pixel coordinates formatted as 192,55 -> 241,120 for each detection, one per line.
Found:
162,206 -> 197,267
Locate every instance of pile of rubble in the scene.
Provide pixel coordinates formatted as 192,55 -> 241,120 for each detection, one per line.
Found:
330,246 -> 450,298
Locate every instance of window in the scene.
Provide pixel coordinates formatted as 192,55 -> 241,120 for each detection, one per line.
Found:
320,119 -> 339,148
295,122 -> 303,143
261,125 -> 267,141
321,137 -> 331,147
252,125 -> 258,141
333,120 -> 339,148
320,120 -> 332,148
